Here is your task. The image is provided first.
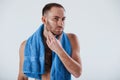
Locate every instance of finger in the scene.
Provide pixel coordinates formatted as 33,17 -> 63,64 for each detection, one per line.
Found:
46,39 -> 49,46
48,31 -> 55,39
47,35 -> 51,43
47,34 -> 55,44
46,38 -> 51,48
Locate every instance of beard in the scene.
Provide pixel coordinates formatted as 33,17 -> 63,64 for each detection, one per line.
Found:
46,21 -> 63,37
51,31 -> 63,38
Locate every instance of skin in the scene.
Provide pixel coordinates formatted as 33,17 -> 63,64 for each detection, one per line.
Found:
18,7 -> 82,80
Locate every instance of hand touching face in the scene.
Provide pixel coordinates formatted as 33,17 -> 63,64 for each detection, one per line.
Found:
46,31 -> 63,53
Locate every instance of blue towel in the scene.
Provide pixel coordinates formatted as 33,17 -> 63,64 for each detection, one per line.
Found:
23,24 -> 72,80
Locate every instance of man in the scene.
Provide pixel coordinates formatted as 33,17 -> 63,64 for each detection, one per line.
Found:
18,3 -> 82,80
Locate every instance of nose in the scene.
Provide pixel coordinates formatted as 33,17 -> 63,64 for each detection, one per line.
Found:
57,19 -> 64,26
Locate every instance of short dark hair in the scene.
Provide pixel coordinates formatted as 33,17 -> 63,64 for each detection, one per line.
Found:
42,3 -> 65,16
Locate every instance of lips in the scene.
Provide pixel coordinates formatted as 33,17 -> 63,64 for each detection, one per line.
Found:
56,26 -> 63,30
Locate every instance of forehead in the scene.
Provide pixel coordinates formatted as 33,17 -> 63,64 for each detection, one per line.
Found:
47,7 -> 65,17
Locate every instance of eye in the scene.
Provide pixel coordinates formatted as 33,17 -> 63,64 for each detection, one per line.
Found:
62,17 -> 65,21
54,17 -> 59,21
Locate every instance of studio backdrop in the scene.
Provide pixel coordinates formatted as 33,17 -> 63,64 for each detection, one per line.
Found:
0,0 -> 120,80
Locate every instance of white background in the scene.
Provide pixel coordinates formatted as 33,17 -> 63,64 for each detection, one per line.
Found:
0,0 -> 120,80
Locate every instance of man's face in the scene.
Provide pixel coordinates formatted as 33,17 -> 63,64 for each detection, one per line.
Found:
44,7 -> 65,36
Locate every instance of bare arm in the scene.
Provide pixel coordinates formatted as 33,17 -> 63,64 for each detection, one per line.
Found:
58,33 -> 82,78
46,32 -> 82,78
18,41 -> 28,80
58,34 -> 82,77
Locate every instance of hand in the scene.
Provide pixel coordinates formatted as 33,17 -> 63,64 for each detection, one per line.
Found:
46,31 -> 63,54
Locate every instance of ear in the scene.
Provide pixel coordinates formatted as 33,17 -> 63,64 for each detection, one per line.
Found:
42,16 -> 47,24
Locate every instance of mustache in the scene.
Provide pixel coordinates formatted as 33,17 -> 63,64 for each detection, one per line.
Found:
57,26 -> 63,29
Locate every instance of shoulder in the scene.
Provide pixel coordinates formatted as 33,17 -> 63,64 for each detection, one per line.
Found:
67,33 -> 78,40
66,33 -> 80,52
19,40 -> 27,54
20,40 -> 26,48
66,33 -> 79,46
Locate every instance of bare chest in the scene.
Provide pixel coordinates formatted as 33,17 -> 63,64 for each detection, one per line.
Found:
41,44 -> 52,80
44,45 -> 52,72
43,37 -> 52,71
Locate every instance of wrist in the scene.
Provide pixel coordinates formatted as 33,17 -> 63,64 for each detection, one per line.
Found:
56,48 -> 65,56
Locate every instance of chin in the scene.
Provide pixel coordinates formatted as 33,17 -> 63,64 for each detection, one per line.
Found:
52,31 -> 63,36
56,31 -> 63,35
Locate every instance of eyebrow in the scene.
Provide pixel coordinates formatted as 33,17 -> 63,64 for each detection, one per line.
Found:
53,16 -> 66,19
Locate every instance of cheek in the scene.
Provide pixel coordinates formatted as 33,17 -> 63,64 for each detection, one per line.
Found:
47,20 -> 56,29
49,20 -> 57,26
46,21 -> 53,31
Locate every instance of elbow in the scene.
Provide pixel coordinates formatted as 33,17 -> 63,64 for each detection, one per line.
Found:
74,66 -> 82,78
74,70 -> 82,78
